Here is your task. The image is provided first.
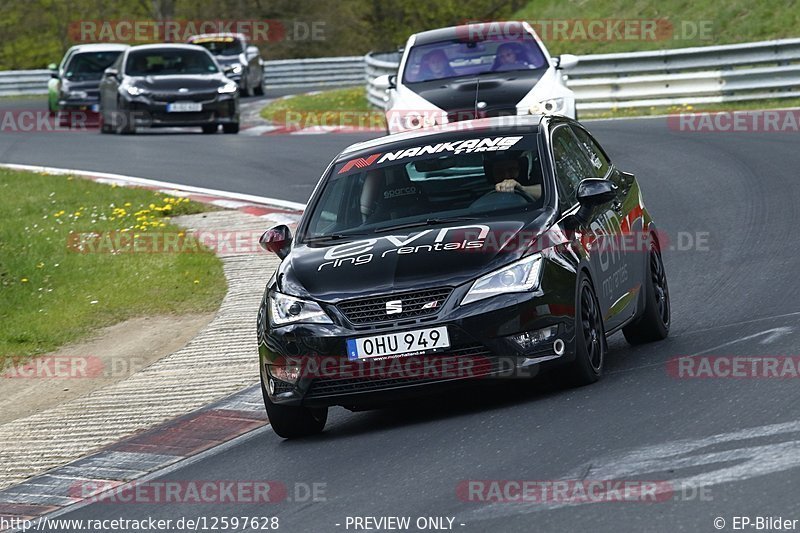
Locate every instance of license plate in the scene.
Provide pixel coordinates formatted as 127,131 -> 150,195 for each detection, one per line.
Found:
347,327 -> 450,360
167,102 -> 202,112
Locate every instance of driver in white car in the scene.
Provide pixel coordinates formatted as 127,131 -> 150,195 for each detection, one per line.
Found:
484,152 -> 543,199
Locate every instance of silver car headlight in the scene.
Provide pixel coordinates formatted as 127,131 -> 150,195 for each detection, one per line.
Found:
230,64 -> 243,74
461,254 -> 543,306
269,291 -> 332,326
218,81 -> 238,94
66,90 -> 88,99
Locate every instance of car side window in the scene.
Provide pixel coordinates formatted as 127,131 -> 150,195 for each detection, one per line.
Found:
551,125 -> 597,209
571,126 -> 611,178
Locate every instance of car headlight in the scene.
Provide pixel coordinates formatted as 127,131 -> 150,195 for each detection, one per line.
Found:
461,254 -> 543,306
66,90 -> 88,99
529,98 -> 565,115
269,291 -> 332,326
218,81 -> 238,94
401,113 -> 437,130
230,64 -> 243,75
124,85 -> 147,96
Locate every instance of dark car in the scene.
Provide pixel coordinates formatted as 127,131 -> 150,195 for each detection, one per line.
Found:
257,115 -> 671,438
47,44 -> 128,127
187,33 -> 265,96
98,44 -> 240,134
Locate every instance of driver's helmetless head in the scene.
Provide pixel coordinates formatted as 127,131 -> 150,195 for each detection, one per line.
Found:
486,153 -> 527,183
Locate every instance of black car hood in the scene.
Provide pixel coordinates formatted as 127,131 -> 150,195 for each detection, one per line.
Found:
406,70 -> 545,115
128,74 -> 226,91
214,56 -> 242,67
279,210 -> 557,302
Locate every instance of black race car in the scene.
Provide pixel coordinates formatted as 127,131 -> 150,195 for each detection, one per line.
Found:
98,44 -> 240,134
257,115 -> 670,438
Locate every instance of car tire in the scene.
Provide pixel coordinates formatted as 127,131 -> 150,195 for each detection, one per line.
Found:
202,124 -> 218,134
100,112 -> 113,134
622,238 -> 670,345
253,72 -> 265,96
260,374 -> 327,439
564,274 -> 606,386
222,123 -> 239,134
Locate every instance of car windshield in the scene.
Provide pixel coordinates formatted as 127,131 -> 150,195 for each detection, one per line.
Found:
403,35 -> 548,84
303,133 -> 547,241
125,49 -> 218,76
64,51 -> 122,81
190,38 -> 244,56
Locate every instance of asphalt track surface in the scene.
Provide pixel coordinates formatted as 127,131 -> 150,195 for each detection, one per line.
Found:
4,97 -> 800,532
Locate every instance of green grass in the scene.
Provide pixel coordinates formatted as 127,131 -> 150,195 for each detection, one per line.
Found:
260,87 -> 383,129
0,169 -> 227,362
514,0 -> 800,55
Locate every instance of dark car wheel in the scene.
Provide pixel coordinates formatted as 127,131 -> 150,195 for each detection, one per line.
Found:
202,124 -> 218,134
253,71 -> 265,96
114,107 -> 136,135
564,275 -> 606,386
222,123 -> 239,134
261,374 -> 327,439
623,238 -> 670,345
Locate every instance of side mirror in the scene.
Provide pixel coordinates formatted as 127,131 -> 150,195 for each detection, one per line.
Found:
259,224 -> 292,259
575,178 -> 617,221
373,74 -> 394,90
556,54 -> 579,70
388,74 -> 396,88
103,67 -> 119,79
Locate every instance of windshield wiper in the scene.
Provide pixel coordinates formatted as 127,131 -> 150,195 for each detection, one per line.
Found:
374,216 -> 479,233
304,232 -> 368,243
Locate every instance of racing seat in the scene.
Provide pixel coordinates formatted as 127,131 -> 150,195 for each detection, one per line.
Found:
362,167 -> 428,224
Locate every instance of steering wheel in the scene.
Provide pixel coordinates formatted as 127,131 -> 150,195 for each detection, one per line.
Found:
470,185 -> 536,210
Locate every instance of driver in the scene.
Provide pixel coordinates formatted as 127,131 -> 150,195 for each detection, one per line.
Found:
484,152 -> 542,199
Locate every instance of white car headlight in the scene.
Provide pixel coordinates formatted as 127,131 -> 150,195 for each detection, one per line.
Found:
461,254 -> 543,306
67,90 -> 88,99
530,98 -> 565,115
218,81 -> 238,94
124,85 -> 146,96
230,64 -> 243,74
269,291 -> 332,326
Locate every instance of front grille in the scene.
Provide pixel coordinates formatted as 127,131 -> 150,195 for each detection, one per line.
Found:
337,287 -> 452,325
306,344 -> 498,398
151,92 -> 218,103
150,111 -> 214,123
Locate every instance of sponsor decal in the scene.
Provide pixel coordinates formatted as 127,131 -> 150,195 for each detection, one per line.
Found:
338,136 -> 523,174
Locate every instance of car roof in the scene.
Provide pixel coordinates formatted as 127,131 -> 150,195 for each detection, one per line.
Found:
338,115 -> 547,160
411,21 -> 533,46
68,43 -> 129,53
187,33 -> 246,42
126,43 -> 210,52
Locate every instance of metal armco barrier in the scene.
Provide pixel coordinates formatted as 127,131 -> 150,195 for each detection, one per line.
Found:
364,38 -> 800,111
0,57 -> 366,96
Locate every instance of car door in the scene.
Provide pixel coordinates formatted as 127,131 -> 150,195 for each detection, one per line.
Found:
549,123 -> 628,331
571,124 -> 641,325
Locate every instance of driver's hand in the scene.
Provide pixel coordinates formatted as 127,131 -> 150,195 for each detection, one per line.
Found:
495,179 -> 520,192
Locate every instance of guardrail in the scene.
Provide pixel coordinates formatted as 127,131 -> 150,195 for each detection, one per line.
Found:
0,57 -> 366,97
365,38 -> 800,111
0,70 -> 51,96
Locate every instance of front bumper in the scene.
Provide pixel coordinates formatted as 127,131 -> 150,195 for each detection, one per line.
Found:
121,95 -> 239,127
259,287 -> 577,408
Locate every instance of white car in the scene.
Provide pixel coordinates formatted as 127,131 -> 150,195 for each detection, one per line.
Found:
373,21 -> 579,133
